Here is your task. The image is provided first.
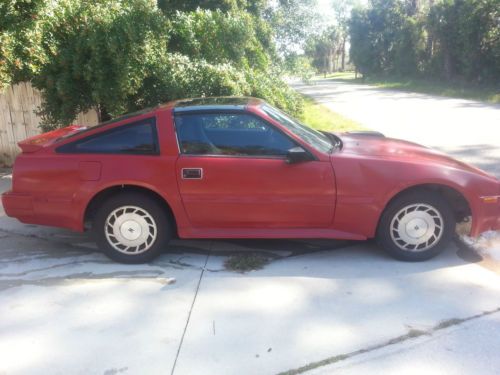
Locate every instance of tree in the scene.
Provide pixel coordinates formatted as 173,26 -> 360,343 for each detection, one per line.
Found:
283,52 -> 315,81
157,0 -> 266,16
427,0 -> 500,83
348,0 -> 500,84
305,26 -> 342,74
348,0 -> 424,77
1,0 -> 307,128
32,0 -> 169,125
0,0 -> 48,88
168,9 -> 273,71
265,0 -> 322,56
20,0 -> 301,129
348,7 -> 379,76
331,0 -> 358,70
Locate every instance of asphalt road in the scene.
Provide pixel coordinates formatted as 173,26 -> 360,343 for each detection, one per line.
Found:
293,79 -> 500,178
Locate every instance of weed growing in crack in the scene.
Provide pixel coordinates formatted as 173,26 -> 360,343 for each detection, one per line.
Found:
435,318 -> 465,330
224,253 -> 270,272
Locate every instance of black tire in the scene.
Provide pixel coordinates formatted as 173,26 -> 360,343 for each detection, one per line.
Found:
376,191 -> 455,261
93,192 -> 171,264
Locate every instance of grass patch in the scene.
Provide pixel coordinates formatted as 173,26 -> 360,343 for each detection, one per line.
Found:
298,95 -> 363,132
321,71 -> 358,80
435,318 -> 465,330
361,77 -> 500,104
224,253 -> 270,272
319,72 -> 500,104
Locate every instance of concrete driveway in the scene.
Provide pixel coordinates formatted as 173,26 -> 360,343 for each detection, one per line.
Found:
1,170 -> 500,374
293,79 -> 500,178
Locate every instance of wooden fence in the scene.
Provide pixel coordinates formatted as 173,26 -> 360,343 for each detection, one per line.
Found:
0,82 -> 98,166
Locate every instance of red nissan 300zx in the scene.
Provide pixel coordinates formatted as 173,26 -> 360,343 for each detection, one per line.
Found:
2,97 -> 499,263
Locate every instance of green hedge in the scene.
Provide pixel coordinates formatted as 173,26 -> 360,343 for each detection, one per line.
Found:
1,0 -> 302,129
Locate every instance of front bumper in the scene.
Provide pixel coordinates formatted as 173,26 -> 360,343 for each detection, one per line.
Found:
472,196 -> 500,236
1,190 -> 34,219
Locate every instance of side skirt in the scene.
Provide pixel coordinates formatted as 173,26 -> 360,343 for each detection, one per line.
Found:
178,227 -> 366,241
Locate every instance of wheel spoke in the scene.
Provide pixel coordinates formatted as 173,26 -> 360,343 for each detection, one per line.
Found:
390,203 -> 444,252
104,205 -> 158,255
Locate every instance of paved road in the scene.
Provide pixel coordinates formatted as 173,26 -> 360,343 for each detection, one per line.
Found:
2,172 -> 500,374
293,79 -> 500,178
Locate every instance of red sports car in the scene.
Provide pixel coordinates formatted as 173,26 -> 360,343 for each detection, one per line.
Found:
2,97 -> 499,263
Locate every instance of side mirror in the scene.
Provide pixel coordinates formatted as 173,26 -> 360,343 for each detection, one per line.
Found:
286,146 -> 314,164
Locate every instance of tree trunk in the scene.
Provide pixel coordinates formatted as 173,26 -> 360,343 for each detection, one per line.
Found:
443,44 -> 452,81
425,0 -> 435,60
341,37 -> 346,71
97,104 -> 111,123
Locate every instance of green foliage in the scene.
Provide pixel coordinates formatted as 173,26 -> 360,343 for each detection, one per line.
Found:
302,0 -> 359,74
168,9 -> 271,70
0,0 -> 49,88
32,0 -> 169,127
349,7 -> 378,76
283,53 -> 315,82
224,252 -> 270,272
349,0 -> 423,77
157,0 -> 266,16
128,53 -> 251,110
305,26 -> 342,74
299,95 -> 362,132
427,0 -> 500,83
348,0 -> 500,84
0,0 -> 302,129
245,67 -> 303,114
266,0 -> 321,55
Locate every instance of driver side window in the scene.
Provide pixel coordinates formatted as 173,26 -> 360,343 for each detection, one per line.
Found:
175,113 -> 296,157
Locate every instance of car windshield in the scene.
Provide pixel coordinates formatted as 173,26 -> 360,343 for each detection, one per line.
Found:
260,104 -> 334,154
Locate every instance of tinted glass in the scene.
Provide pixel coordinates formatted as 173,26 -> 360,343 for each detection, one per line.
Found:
175,113 -> 296,156
57,119 -> 158,154
261,105 -> 333,154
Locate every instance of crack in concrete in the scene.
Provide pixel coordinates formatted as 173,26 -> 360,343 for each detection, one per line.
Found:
0,228 -> 95,253
277,307 -> 500,375
0,272 -> 176,291
0,259 -> 126,277
170,243 -> 211,375
0,256 -> 192,279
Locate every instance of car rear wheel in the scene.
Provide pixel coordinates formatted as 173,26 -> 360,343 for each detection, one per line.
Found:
377,191 -> 455,261
93,192 -> 171,263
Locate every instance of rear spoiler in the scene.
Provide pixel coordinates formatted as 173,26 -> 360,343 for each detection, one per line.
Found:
18,125 -> 87,153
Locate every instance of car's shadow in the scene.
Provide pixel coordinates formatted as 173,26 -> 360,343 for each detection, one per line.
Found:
0,218 -> 488,286
0,227 -> 482,277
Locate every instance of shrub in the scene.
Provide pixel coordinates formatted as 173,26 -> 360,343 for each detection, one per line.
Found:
3,0 -> 303,129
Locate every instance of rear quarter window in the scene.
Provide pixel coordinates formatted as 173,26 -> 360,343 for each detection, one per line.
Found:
57,118 -> 159,155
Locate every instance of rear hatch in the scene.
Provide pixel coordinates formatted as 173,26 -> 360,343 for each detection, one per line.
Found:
17,125 -> 87,153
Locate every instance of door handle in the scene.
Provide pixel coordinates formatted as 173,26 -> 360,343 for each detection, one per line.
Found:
182,168 -> 203,179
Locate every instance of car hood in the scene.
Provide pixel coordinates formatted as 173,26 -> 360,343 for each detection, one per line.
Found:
337,132 -> 495,179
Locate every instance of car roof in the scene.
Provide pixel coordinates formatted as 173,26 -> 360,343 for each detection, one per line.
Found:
71,97 -> 265,134
172,97 -> 264,113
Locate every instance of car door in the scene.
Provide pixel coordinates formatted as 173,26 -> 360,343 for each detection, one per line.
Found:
174,111 -> 336,229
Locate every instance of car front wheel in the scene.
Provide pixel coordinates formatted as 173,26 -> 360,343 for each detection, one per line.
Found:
377,191 -> 455,261
93,192 -> 171,263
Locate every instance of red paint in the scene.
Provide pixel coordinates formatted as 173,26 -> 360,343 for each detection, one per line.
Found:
2,99 -> 499,240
